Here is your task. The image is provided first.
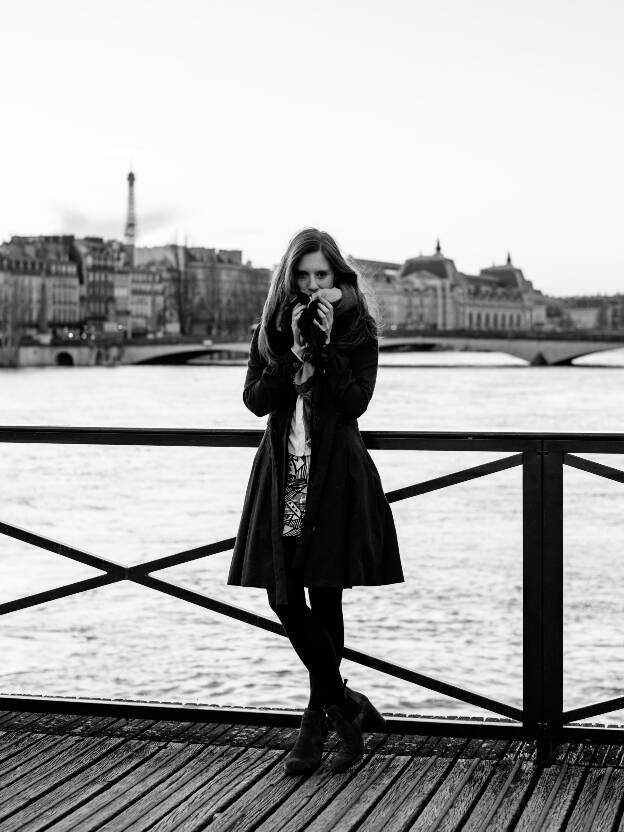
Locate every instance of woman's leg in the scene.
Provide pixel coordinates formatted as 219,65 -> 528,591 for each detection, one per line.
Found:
267,578 -> 345,708
307,587 -> 344,711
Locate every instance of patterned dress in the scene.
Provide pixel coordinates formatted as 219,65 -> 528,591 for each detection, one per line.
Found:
282,350 -> 313,537
282,453 -> 310,537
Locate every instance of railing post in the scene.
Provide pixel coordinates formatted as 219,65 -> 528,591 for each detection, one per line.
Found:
541,440 -> 564,764
523,444 -> 545,760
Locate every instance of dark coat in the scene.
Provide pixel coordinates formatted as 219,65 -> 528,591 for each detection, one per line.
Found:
227,312 -> 404,605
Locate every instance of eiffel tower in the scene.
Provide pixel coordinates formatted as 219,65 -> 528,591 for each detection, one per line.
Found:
124,170 -> 137,267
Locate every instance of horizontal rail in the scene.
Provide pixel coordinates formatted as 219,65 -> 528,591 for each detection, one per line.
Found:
1,426 -> 624,452
0,693 -> 528,737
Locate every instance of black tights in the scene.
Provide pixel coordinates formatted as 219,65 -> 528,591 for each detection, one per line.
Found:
267,540 -> 345,711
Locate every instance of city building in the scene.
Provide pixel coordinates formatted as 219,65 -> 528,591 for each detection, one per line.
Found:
549,295 -> 624,331
350,243 -> 548,331
135,244 -> 270,339
0,236 -> 80,344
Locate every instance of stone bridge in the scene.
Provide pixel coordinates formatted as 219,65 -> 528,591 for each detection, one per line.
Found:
380,331 -> 624,365
6,332 -> 623,367
123,332 -> 624,367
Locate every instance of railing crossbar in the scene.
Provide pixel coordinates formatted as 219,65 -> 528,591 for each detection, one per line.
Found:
0,575 -> 118,616
136,574 -> 522,721
131,538 -> 237,574
564,453 -> 624,484
0,520 -> 124,575
386,453 -> 522,503
562,696 -> 624,724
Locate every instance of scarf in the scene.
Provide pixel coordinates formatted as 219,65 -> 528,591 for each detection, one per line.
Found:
292,349 -> 315,449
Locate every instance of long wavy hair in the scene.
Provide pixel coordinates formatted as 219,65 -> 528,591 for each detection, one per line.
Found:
258,228 -> 379,365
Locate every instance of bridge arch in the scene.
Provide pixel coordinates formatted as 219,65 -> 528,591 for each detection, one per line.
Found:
56,351 -> 74,366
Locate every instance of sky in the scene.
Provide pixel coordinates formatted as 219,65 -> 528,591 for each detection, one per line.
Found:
1,0 -> 623,296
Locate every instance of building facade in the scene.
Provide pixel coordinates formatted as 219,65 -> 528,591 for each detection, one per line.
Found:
553,295 -> 624,331
0,236 -> 80,345
135,245 -> 270,339
350,244 -> 548,331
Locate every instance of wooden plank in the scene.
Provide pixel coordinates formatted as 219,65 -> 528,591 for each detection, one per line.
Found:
436,736 -> 471,759
408,758 -> 492,831
472,760 -> 536,831
34,741 -> 217,832
0,736 -> 80,787
504,740 -> 536,761
207,747 -> 317,832
563,743 -> 587,765
357,757 -> 452,832
0,735 -> 125,820
591,744 -> 612,767
576,743 -> 598,766
10,711 -> 87,734
98,745 -> 278,832
0,711 -> 48,731
209,723 -> 277,748
248,734 -> 392,832
247,746 -> 390,832
244,724 -> 300,750
91,718 -> 159,739
604,743 -> 624,768
464,738 -> 511,761
463,759 -> 523,831
304,755 -> 413,832
130,746 -> 280,832
55,715 -> 125,737
565,767 -> 624,832
378,733 -> 432,755
2,737 -> 165,832
0,730 -> 54,765
552,742 -> 572,764
125,719 -> 197,741
514,763 -> 584,832
174,721 -> 236,743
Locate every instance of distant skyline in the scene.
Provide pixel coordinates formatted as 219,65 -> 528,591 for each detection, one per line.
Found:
1,0 -> 622,295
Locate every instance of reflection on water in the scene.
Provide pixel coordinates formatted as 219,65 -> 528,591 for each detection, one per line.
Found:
1,348 -> 623,721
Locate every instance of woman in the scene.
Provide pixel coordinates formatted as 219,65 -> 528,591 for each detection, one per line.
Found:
228,227 -> 404,775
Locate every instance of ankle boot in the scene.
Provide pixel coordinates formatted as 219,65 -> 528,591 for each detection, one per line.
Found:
344,683 -> 387,732
283,708 -> 327,775
325,680 -> 364,773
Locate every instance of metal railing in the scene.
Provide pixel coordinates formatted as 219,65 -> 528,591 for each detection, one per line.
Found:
1,426 -> 624,763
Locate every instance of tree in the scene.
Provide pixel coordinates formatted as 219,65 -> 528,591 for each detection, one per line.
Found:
169,244 -> 197,336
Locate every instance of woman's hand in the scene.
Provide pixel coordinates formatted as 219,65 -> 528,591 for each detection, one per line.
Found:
314,297 -> 334,344
310,287 -> 342,304
291,303 -> 306,347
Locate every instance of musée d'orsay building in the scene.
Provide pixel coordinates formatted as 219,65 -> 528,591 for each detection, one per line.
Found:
350,242 -> 548,332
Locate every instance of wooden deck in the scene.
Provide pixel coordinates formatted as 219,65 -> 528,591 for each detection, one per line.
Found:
2,709 -> 624,831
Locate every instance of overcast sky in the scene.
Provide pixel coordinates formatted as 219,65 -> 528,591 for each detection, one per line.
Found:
1,0 -> 622,295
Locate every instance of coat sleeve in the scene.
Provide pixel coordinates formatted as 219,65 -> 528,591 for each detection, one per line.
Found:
243,325 -> 295,417
318,338 -> 378,420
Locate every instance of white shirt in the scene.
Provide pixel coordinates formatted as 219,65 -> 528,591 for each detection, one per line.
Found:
288,344 -> 312,456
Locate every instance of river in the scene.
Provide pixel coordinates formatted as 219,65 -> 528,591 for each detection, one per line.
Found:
1,346 -> 623,723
